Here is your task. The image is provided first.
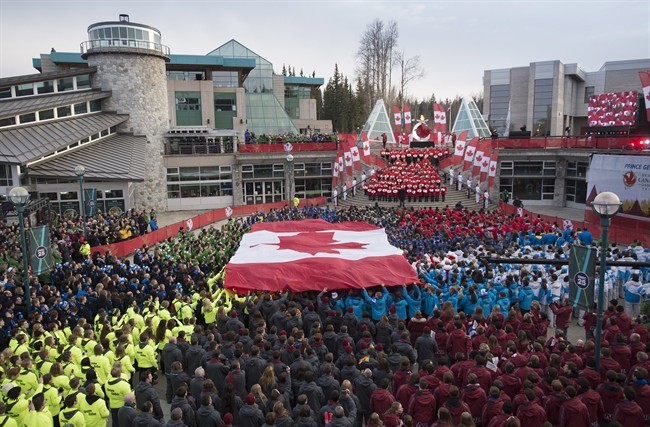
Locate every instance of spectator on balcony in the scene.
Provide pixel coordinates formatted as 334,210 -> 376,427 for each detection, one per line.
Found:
245,130 -> 251,143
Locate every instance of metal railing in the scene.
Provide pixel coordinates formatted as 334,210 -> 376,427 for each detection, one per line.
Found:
80,40 -> 171,57
165,141 -> 234,155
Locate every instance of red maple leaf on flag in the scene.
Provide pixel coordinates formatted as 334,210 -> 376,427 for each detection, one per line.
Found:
490,165 -> 496,172
257,232 -> 368,255
345,155 -> 351,162
456,144 -> 463,151
466,149 -> 474,156
482,161 -> 489,167
646,93 -> 650,102
476,154 -> 483,161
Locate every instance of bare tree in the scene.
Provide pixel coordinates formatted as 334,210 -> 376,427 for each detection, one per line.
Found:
355,19 -> 399,107
394,50 -> 425,117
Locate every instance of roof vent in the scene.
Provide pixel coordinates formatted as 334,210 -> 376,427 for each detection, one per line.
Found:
119,14 -> 130,22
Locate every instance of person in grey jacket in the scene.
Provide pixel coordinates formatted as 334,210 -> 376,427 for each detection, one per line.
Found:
132,401 -> 164,427
135,371 -> 165,422
165,408 -> 186,427
239,393 -> 265,427
162,338 -> 184,403
195,394 -> 223,427
352,369 -> 376,420
117,393 -> 137,427
170,386 -> 196,427
414,326 -> 438,365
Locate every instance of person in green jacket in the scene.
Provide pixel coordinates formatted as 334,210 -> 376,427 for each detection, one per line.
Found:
0,402 -> 18,427
105,367 -> 133,427
134,332 -> 158,381
42,374 -> 62,421
59,394 -> 87,427
24,392 -> 54,427
4,386 -> 29,426
78,383 -> 109,427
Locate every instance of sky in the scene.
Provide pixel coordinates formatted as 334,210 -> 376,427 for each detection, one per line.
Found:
0,0 -> 649,101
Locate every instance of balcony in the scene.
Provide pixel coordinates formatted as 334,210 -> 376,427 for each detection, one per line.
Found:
80,39 -> 170,60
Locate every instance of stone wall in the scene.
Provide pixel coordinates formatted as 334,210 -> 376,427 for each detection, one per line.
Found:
87,52 -> 169,211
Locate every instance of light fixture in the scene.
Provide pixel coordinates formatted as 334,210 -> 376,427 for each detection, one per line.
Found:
8,186 -> 31,315
286,154 -> 294,162
74,165 -> 86,177
591,191 -> 621,218
8,186 -> 30,206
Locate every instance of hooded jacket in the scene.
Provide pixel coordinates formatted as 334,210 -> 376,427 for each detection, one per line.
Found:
79,394 -> 110,427
196,403 -> 223,427
370,388 -> 395,420
516,401 -> 547,427
558,397 -> 591,427
135,381 -> 163,420
239,404 -> 265,427
170,395 -> 196,427
161,342 -> 183,374
596,381 -> 624,421
443,397 -> 471,426
132,411 -> 162,427
407,389 -> 436,424
353,374 -> 376,415
613,399 -> 644,427
462,384 -> 487,421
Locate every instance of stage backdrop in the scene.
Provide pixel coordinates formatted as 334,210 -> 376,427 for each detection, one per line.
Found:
224,219 -> 418,293
586,154 -> 650,220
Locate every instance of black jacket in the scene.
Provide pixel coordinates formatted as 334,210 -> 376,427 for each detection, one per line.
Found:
135,381 -> 164,420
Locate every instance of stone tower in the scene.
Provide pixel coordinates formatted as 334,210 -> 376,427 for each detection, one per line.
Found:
82,14 -> 169,211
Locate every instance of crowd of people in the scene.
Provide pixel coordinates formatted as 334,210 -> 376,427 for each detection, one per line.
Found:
244,132 -> 338,144
363,160 -> 446,204
0,202 -> 649,427
379,148 -> 450,166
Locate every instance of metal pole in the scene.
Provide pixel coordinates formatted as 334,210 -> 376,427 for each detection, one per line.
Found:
16,206 -> 31,315
595,216 -> 609,372
78,175 -> 86,239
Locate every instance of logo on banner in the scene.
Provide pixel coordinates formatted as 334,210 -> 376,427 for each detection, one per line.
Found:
225,206 -> 233,217
35,246 -> 48,260
574,272 -> 589,289
185,218 -> 193,231
623,170 -> 637,188
283,143 -> 293,152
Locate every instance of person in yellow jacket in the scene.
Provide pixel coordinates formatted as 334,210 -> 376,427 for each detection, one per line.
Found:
114,345 -> 135,382
4,386 -> 29,426
105,367 -> 133,424
15,360 -> 39,398
23,393 -> 53,427
78,383 -> 109,427
293,195 -> 300,208
0,402 -> 18,427
79,239 -> 91,259
42,374 -> 62,421
134,332 -> 158,379
59,394 -> 86,427
88,344 -> 111,385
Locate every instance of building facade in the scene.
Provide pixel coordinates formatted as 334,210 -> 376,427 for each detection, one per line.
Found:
483,58 -> 650,137
0,15 -> 334,216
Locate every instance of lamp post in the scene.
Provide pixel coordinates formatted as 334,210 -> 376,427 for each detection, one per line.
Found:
591,191 -> 621,372
286,154 -> 294,202
74,165 -> 86,240
8,187 -> 31,315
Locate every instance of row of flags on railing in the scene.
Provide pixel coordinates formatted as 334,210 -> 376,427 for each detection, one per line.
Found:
453,131 -> 499,188
392,103 -> 448,135
332,139 -> 371,188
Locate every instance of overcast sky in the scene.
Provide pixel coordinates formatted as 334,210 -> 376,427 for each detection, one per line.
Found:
1,0 -> 648,100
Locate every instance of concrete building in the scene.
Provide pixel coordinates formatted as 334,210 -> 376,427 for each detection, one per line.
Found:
0,15 -> 334,216
483,58 -> 650,137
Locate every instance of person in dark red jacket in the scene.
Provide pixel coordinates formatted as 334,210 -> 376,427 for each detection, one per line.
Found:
369,378 -> 395,422
558,385 -> 591,427
461,374 -> 487,425
446,321 -> 470,359
497,363 -> 522,399
576,377 -> 604,427
598,348 -> 622,380
406,379 -> 436,427
442,386 -> 471,427
578,359 -> 602,390
433,373 -> 453,413
596,370 -> 624,423
550,300 -> 573,336
516,389 -> 547,427
481,387 -> 505,427
612,386 -> 644,427
391,358 -> 412,395
630,367 -> 650,426
395,373 -> 418,410
486,400 -> 515,427
543,380 -> 569,426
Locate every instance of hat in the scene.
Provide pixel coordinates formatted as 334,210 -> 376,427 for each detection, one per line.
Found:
423,326 -> 431,333
245,393 -> 255,405
480,289 -> 488,297
347,307 -> 354,313
223,413 -> 233,424
280,330 -> 287,336
331,292 -> 338,299
390,304 -> 396,314
376,344 -> 383,352
230,311 -> 237,318
359,342 -> 367,350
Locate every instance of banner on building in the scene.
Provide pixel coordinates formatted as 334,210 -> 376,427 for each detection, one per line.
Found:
84,188 -> 97,216
27,225 -> 53,275
587,91 -> 638,127
586,154 -> 650,220
568,244 -> 596,311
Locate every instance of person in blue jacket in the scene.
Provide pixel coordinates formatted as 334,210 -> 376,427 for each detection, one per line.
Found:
577,228 -> 593,246
362,286 -> 389,321
478,289 -> 494,315
345,292 -> 366,319
392,293 -> 408,320
518,278 -> 534,313
496,291 -> 511,313
421,286 -> 440,316
401,285 -> 422,318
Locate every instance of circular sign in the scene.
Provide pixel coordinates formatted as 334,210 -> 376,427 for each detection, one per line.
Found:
225,206 -> 233,218
574,272 -> 589,289
35,246 -> 48,259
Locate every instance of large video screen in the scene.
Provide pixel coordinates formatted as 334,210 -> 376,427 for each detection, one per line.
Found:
587,91 -> 638,127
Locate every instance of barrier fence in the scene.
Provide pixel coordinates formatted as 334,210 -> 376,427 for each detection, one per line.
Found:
239,142 -> 336,153
92,197 -> 327,258
499,202 -> 650,247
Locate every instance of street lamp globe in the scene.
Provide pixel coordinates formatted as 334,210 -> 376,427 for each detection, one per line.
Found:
592,191 -> 621,218
286,154 -> 294,163
74,165 -> 86,177
8,186 -> 30,206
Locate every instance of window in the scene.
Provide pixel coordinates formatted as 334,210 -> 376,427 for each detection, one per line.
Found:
0,117 -> 16,127
167,184 -> 180,198
39,109 -> 55,120
74,102 -> 88,115
179,167 -> 200,181
489,84 -> 510,135
0,165 -> 11,186
212,71 -> 238,88
57,106 -> 72,117
89,99 -> 102,112
36,81 -> 55,95
76,75 -> 91,89
0,87 -> 11,99
60,191 -> 78,200
57,78 -> 74,92
175,91 -> 202,126
584,86 -> 595,104
15,83 -> 34,97
533,79 -> 553,136
19,113 -> 36,124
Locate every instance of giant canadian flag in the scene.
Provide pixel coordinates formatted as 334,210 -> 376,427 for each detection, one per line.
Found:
224,220 -> 418,293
